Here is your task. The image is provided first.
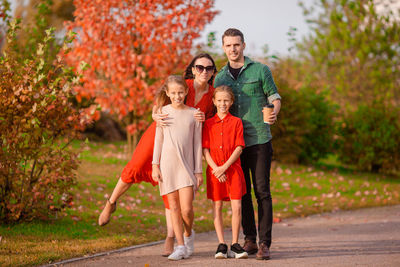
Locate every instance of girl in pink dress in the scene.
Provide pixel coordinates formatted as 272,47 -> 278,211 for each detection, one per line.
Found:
152,75 -> 203,260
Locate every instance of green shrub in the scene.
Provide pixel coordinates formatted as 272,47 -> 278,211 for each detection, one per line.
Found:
337,103 -> 400,173
0,19 -> 82,222
271,79 -> 336,164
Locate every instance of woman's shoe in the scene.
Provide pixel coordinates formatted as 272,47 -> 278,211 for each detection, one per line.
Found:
98,199 -> 116,226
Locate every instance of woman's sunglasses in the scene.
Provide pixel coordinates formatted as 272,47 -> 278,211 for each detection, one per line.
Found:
195,65 -> 214,73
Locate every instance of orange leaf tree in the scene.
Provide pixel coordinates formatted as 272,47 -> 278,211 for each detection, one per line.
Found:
65,0 -> 218,142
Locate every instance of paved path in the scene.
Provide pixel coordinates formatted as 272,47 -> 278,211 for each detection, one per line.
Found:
56,205 -> 400,267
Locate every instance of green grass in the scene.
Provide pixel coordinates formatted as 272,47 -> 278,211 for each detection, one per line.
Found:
1,141 -> 399,266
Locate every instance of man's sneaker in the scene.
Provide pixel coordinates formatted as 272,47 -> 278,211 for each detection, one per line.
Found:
184,229 -> 195,256
243,239 -> 258,255
215,243 -> 228,259
228,243 -> 248,259
168,245 -> 188,261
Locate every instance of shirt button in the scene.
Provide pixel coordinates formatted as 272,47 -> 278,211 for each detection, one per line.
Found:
220,146 -> 222,149
220,132 -> 223,135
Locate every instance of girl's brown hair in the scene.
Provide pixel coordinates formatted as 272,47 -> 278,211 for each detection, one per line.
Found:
213,85 -> 235,102
154,75 -> 188,112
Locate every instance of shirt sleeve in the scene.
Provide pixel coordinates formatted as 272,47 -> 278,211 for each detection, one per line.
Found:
261,64 -> 281,102
235,119 -> 245,148
194,120 -> 203,174
152,125 -> 163,165
202,121 -> 210,149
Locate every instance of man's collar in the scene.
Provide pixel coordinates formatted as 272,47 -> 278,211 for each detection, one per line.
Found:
243,56 -> 254,68
223,56 -> 253,71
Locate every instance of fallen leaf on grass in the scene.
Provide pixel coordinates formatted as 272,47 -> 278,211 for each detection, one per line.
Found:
71,215 -> 81,221
276,167 -> 283,175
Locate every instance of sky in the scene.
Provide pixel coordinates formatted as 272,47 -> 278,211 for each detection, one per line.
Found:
198,0 -> 315,57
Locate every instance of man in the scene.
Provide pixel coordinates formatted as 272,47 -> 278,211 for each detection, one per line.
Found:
214,28 -> 281,260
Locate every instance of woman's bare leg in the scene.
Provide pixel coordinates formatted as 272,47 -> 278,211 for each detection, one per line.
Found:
109,178 -> 132,203
98,178 -> 131,226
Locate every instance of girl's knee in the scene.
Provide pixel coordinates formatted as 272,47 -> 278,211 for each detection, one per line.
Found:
181,207 -> 193,218
231,200 -> 241,215
168,200 -> 181,213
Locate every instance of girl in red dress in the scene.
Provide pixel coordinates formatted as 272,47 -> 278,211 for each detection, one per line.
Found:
98,53 -> 217,256
202,85 -> 248,259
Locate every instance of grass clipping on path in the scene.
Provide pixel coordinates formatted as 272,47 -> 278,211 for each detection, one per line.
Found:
1,141 -> 399,266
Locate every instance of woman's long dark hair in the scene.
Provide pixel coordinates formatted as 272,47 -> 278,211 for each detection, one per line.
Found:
183,53 -> 217,85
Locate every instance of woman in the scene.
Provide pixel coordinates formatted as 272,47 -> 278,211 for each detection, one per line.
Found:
98,53 -> 217,255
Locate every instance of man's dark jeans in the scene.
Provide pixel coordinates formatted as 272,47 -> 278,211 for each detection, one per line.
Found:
240,142 -> 273,247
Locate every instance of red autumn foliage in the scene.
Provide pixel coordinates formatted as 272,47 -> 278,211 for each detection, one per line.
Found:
65,0 -> 218,134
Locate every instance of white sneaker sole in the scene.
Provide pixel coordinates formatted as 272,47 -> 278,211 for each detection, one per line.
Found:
228,251 -> 249,259
215,252 -> 227,259
168,255 -> 189,261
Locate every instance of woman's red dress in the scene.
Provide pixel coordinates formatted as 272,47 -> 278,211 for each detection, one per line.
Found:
121,79 -> 215,188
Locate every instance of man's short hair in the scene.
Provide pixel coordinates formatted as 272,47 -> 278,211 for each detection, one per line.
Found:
222,28 -> 244,44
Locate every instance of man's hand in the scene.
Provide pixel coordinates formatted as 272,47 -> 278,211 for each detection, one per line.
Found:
268,110 -> 277,124
152,164 -> 163,182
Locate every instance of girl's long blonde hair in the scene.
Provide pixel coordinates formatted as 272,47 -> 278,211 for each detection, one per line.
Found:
154,75 -> 188,112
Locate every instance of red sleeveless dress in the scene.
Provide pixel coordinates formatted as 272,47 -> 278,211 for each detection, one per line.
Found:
120,80 -> 215,207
